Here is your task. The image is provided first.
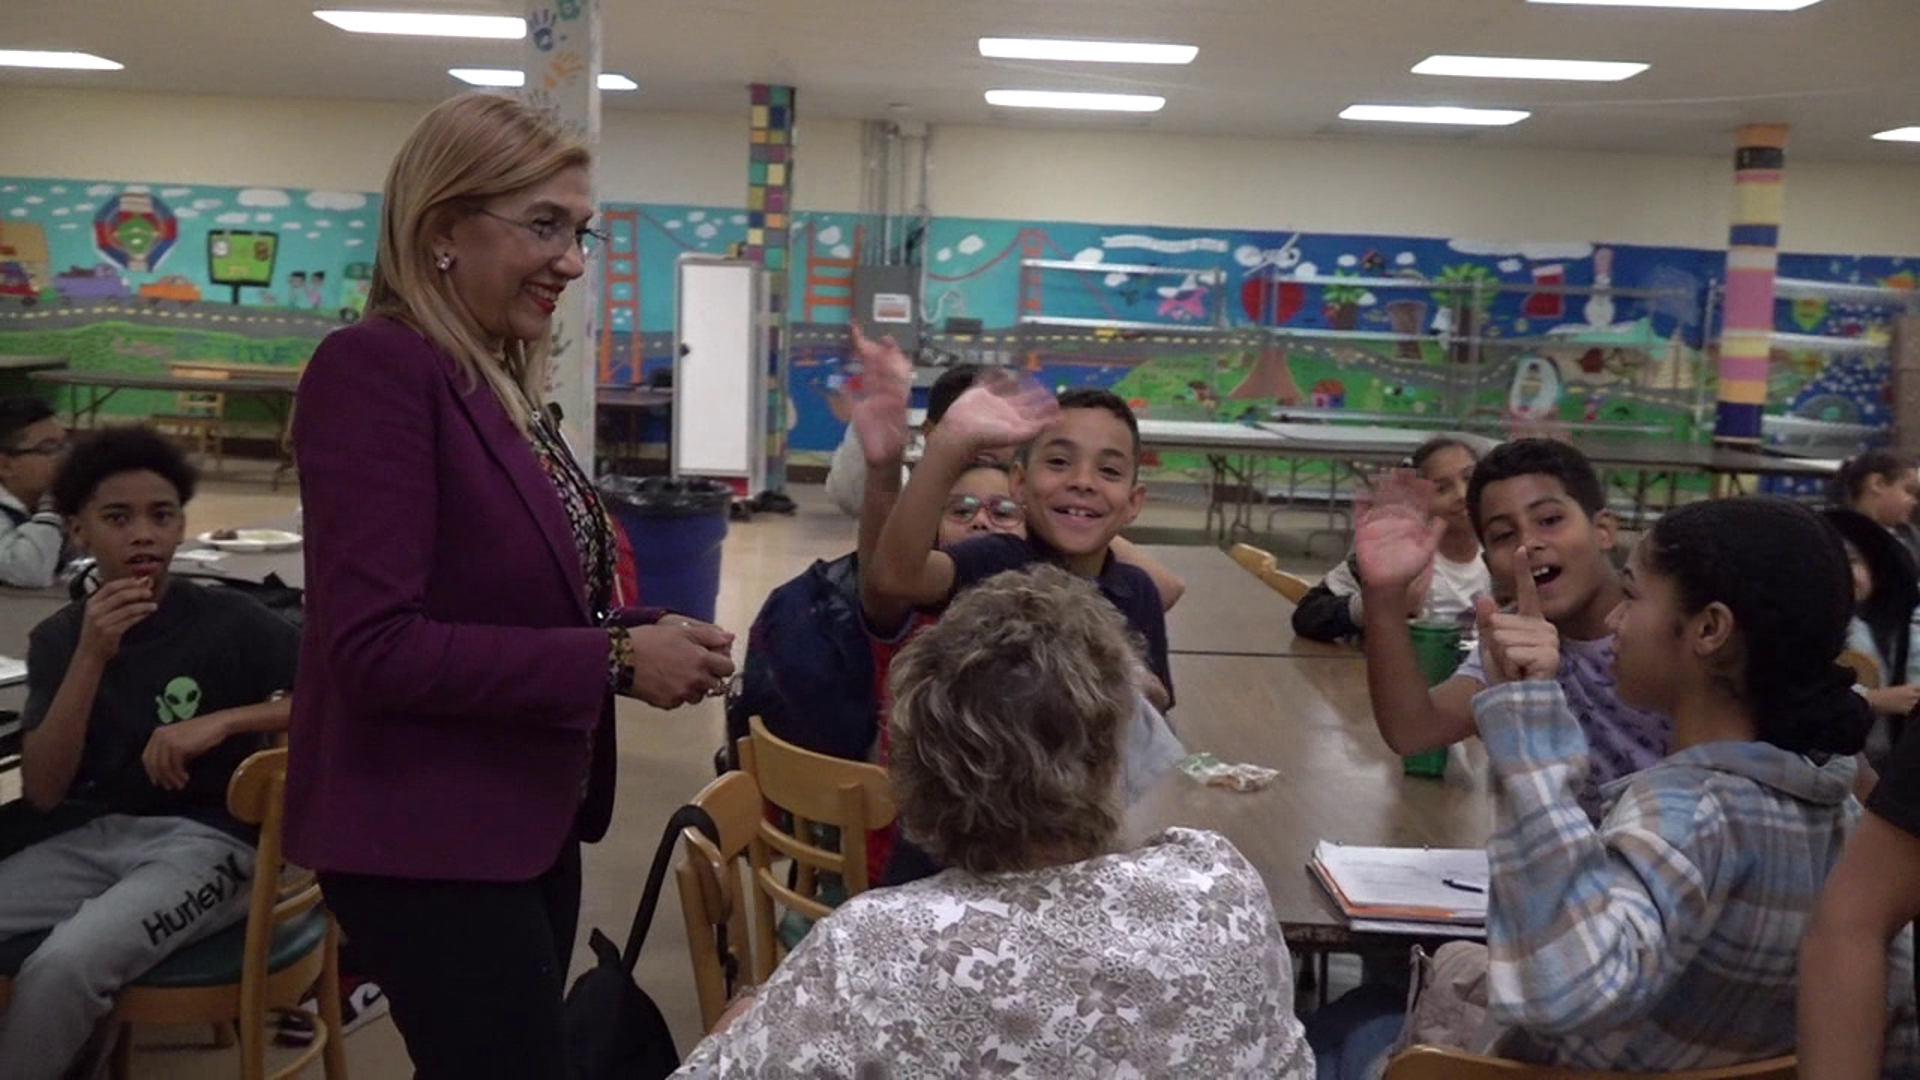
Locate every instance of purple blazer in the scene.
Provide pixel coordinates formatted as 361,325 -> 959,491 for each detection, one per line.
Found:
285,316 -> 619,882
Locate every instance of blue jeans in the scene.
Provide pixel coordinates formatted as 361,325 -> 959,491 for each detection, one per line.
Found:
1306,981 -> 1407,1080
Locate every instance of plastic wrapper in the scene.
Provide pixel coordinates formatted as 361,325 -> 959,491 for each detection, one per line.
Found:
1177,752 -> 1278,793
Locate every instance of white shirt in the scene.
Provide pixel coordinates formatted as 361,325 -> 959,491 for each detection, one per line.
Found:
1426,550 -> 1493,625
1325,547 -> 1490,628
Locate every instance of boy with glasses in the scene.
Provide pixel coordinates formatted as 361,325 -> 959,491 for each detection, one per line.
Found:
0,397 -> 71,589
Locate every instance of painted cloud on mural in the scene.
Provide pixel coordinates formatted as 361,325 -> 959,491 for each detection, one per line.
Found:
306,191 -> 367,211
238,188 -> 292,208
1448,238 -> 1594,261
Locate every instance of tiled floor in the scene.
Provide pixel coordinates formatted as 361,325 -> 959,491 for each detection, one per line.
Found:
23,460 -> 1349,1077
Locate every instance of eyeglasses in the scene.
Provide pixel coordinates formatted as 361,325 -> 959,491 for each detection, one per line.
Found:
3,437 -> 68,458
475,208 -> 607,258
943,494 -> 1023,527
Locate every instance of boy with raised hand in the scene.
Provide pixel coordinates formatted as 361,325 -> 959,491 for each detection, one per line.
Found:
846,327 -> 1184,621
0,427 -> 300,1080
1355,437 -> 1668,817
864,370 -> 1175,710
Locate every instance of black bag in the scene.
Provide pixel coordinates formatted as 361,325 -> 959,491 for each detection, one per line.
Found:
564,804 -> 724,1080
721,552 -> 876,771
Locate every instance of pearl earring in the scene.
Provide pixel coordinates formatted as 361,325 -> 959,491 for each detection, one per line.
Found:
435,253 -> 453,271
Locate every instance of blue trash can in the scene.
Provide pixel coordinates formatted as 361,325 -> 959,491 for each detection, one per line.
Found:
599,476 -> 732,623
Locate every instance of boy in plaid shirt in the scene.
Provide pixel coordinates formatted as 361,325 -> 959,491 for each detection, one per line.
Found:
1471,498 -> 1916,1073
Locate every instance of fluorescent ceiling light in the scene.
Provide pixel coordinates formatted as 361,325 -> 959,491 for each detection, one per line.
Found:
985,89 -> 1165,113
314,10 -> 526,38
449,67 -> 522,87
1527,0 -> 1821,9
0,50 -> 122,70
450,68 -> 637,91
1873,127 -> 1920,143
1339,104 -> 1531,126
1413,55 -> 1647,81
979,37 -> 1197,64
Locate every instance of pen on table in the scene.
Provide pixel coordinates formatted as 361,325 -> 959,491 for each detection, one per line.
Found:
1441,877 -> 1486,894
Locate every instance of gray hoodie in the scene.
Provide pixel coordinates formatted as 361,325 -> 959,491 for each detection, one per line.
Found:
0,486 -> 67,589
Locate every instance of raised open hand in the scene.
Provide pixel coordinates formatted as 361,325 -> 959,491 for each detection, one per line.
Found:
1404,563 -> 1437,619
1475,548 -> 1560,685
1355,470 -> 1443,590
848,325 -> 914,467
933,370 -> 1060,454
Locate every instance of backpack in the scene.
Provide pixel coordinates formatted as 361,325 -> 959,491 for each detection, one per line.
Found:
564,803 -> 724,1080
721,552 -> 877,769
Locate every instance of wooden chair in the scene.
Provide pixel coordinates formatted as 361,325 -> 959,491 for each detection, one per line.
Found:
674,770 -> 764,1032
1839,647 -> 1883,690
156,363 -> 232,473
1229,542 -> 1315,604
1383,1047 -> 1796,1080
738,715 -> 896,982
272,397 -> 298,492
105,747 -> 345,1079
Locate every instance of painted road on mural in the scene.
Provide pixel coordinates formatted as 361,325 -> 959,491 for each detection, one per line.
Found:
0,298 -> 340,340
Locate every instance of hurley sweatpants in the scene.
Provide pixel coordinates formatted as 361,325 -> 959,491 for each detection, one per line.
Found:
0,814 -> 255,1080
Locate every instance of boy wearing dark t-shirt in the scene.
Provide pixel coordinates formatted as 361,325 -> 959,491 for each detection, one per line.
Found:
0,427 -> 299,1080
866,380 -> 1173,885
865,382 -> 1172,709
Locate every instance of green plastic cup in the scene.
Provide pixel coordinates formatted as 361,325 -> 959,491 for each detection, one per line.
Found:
1402,747 -> 1448,779
1409,620 -> 1463,687
1403,620 -> 1463,778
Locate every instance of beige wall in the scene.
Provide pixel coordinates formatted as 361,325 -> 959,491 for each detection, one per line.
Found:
927,124 -> 1920,257
0,86 -> 865,211
5,86 -> 1918,256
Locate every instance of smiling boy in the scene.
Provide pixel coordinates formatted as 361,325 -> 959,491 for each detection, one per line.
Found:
866,381 -> 1173,710
1356,438 -> 1669,816
0,427 -> 299,1079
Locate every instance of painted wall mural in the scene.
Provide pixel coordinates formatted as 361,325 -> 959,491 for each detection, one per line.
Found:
1,174 -> 1913,478
918,219 -> 1737,441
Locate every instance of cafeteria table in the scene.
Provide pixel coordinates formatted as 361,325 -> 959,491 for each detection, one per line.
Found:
1130,650 -> 1494,954
1141,543 -> 1356,660
30,368 -> 302,487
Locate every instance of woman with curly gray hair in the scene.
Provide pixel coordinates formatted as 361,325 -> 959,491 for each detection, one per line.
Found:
674,565 -> 1314,1078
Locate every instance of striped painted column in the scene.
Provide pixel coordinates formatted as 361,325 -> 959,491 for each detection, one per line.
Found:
1715,124 -> 1788,447
747,84 -> 795,493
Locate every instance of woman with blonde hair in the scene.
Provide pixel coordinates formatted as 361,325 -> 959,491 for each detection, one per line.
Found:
284,93 -> 737,1077
674,566 -> 1314,1078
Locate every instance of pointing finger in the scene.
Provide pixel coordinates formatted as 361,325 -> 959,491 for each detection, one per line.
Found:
1513,546 -> 1543,620
1473,594 -> 1507,682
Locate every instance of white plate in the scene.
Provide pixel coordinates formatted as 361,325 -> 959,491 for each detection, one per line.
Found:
196,529 -> 302,553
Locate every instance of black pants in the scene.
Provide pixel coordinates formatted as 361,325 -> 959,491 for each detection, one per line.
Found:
320,839 -> 581,1080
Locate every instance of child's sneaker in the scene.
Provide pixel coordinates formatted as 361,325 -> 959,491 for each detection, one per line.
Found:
274,976 -> 388,1047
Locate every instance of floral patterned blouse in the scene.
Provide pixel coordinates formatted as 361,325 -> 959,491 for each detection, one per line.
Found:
673,827 -> 1315,1079
525,407 -> 616,618
523,406 -> 635,692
